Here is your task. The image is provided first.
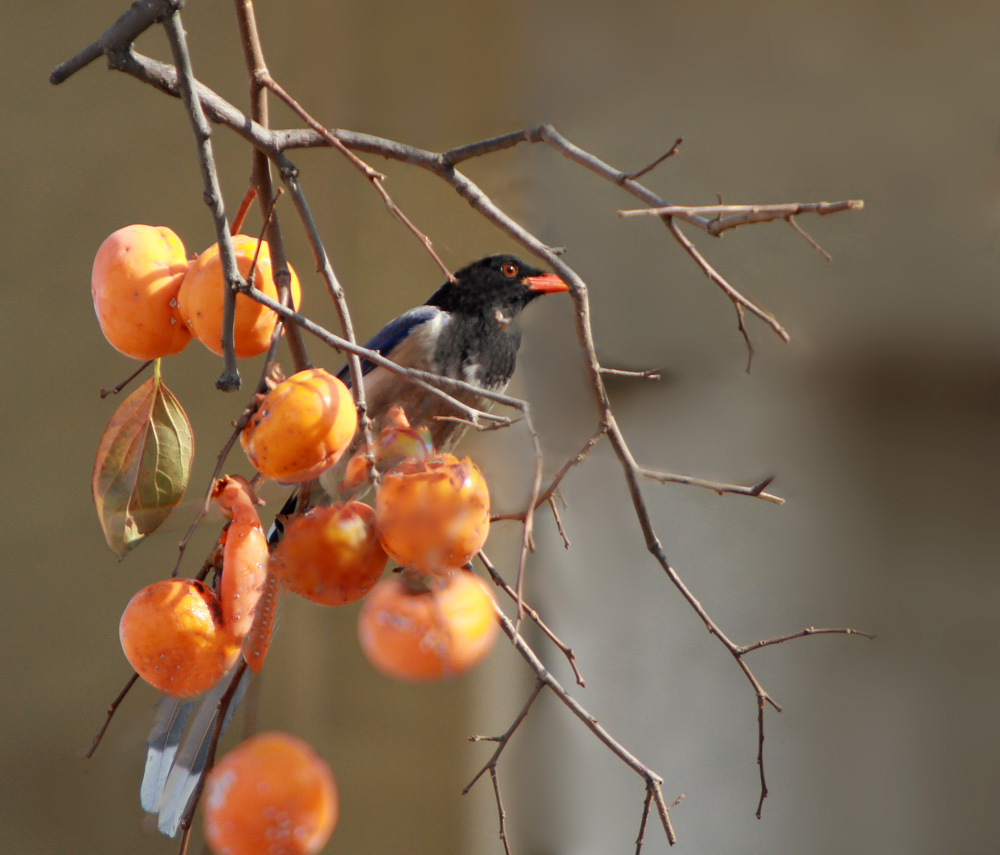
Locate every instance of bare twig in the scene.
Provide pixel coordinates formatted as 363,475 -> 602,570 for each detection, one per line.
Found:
241,286 -> 527,426
99,360 -> 153,397
623,137 -> 683,181
492,424 -> 608,524
640,468 -> 784,504
548,494 -> 571,549
233,1 -> 309,372
49,0 -> 179,84
599,366 -> 663,381
666,218 -> 790,342
786,215 -> 832,261
494,601 -> 678,845
618,199 -> 864,235
465,679 -> 544,855
739,626 -> 876,655
466,679 -> 544,787
258,74 -> 454,282
85,672 -> 140,758
635,783 -> 654,855
162,11 -> 242,390
479,551 -> 585,687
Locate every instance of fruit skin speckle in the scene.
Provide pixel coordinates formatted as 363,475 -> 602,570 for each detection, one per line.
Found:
203,732 -> 338,855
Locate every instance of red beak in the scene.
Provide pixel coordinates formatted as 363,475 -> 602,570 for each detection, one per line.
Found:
524,273 -> 569,294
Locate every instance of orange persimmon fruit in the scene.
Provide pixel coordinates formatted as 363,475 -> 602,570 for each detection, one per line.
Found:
177,234 -> 301,358
119,578 -> 241,697
241,368 -> 357,483
375,453 -> 490,575
203,731 -> 338,855
270,502 -> 387,606
91,224 -> 191,359
357,571 -> 499,681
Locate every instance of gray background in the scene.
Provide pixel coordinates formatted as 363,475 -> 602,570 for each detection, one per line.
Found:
4,1 -> 999,853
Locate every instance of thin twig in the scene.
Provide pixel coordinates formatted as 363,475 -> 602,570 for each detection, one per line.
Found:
599,366 -> 662,381
85,672 -> 140,758
240,286 -> 526,426
492,424 -> 608,524
635,783 -> 654,855
465,679 -> 544,791
739,626 -> 876,655
258,74 -> 454,282
479,551 -> 585,687
640,468 -> 785,505
99,360 -> 153,397
786,215 -> 832,261
623,137 -> 683,181
162,11 -> 243,390
548,495 -> 571,549
232,0 -> 310,373
618,199 -> 864,235
494,602 -> 678,845
666,218 -> 790,343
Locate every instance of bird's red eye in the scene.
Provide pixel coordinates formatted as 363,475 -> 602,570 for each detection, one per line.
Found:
501,262 -> 518,278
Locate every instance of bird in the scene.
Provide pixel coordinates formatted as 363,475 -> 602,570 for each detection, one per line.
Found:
140,254 -> 568,835
337,253 -> 569,453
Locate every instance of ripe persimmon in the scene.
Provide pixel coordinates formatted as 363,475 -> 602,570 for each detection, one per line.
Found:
91,224 -> 191,359
203,731 -> 338,855
241,368 -> 357,483
357,571 -> 499,681
375,454 -> 490,575
119,578 -> 241,696
177,234 -> 301,358
270,502 -> 387,606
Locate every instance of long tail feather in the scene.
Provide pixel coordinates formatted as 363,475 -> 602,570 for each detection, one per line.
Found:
140,697 -> 195,812
154,664 -> 253,837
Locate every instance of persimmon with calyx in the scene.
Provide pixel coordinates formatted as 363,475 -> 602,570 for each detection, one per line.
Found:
119,578 -> 241,697
91,224 -> 191,359
177,234 -> 301,358
270,502 -> 387,606
203,731 -> 338,855
358,570 -> 499,681
375,453 -> 490,575
241,368 -> 357,483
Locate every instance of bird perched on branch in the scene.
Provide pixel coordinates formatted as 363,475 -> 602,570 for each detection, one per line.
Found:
142,253 -> 568,835
337,252 -> 570,452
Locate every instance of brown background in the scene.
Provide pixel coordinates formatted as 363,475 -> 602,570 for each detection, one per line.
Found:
3,1 -> 1000,853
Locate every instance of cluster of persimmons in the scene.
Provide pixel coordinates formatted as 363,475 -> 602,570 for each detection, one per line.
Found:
93,225 -> 500,855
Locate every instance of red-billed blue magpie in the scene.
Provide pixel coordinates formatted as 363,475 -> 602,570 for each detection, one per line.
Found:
140,254 -> 568,836
337,253 -> 569,451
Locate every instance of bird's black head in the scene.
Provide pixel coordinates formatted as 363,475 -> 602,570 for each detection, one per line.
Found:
425,254 -> 568,319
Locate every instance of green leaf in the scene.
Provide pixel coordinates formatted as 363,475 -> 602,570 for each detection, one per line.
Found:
92,375 -> 194,557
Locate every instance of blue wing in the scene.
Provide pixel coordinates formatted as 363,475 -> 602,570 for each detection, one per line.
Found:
336,305 -> 444,385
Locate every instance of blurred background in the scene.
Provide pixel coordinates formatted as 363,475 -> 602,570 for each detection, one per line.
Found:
4,1 -> 1000,853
